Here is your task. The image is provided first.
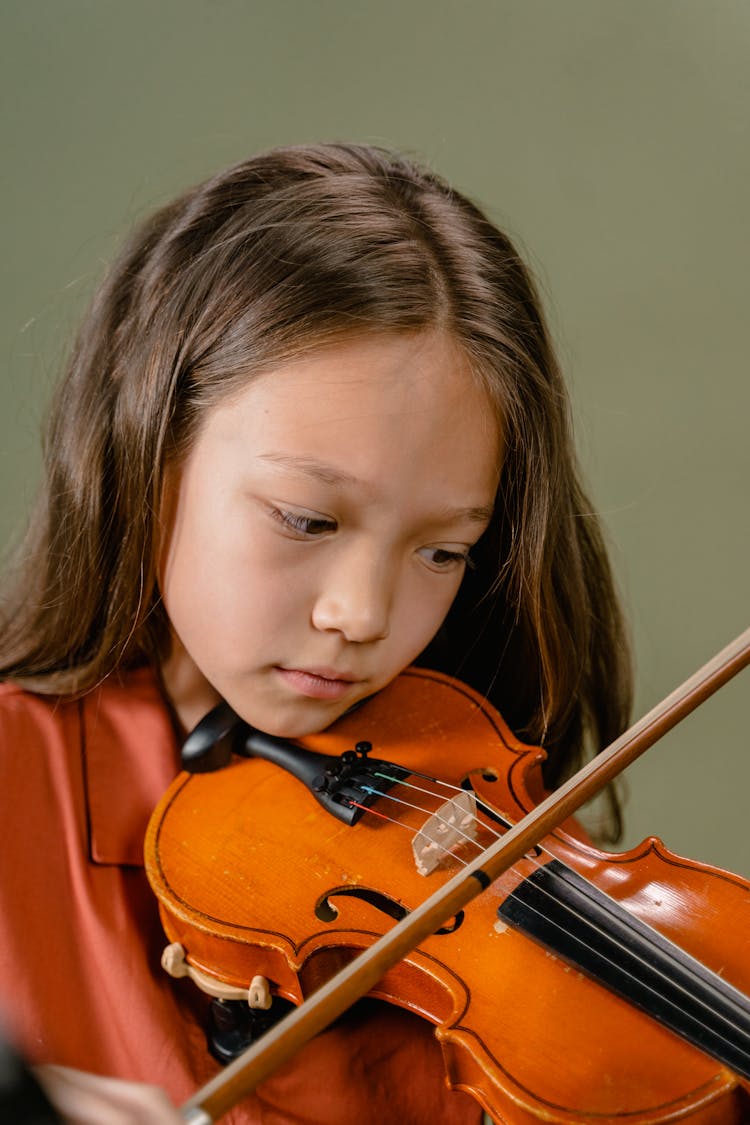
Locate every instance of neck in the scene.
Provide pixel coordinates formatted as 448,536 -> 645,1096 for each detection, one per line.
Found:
159,635 -> 222,735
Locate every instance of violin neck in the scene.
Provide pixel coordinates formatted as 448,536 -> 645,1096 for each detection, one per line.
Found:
498,858 -> 750,1078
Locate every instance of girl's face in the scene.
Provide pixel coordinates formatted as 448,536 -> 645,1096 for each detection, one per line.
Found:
159,331 -> 501,736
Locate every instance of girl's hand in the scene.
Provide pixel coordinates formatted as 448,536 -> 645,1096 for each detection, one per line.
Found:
34,1064 -> 185,1124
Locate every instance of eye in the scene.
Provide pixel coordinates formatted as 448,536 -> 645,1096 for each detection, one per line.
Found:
418,546 -> 476,572
269,506 -> 337,537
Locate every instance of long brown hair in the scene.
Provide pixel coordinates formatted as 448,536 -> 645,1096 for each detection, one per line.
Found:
0,143 -> 631,833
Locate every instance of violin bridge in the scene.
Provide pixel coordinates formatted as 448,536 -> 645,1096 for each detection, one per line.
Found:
412,791 -> 478,876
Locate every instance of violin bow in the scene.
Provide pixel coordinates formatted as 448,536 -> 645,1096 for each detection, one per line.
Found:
180,625 -> 750,1125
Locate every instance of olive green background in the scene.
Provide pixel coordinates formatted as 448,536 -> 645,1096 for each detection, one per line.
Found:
1,1 -> 748,876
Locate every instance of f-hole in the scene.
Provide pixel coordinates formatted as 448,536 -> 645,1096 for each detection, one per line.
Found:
314,885 -> 464,935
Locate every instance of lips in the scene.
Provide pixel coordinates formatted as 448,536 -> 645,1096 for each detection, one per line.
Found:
275,666 -> 361,701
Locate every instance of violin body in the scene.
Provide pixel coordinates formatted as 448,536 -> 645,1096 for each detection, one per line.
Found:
145,668 -> 750,1123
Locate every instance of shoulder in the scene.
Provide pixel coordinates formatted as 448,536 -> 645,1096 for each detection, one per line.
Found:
0,665 -> 173,761
0,679 -> 78,748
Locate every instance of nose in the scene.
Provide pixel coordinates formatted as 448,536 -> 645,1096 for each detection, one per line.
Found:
311,544 -> 392,644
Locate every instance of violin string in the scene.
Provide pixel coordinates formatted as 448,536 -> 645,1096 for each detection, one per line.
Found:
346,798 -> 459,839
364,779 -> 493,852
359,784 -> 485,853
367,807 -> 750,1056
354,772 -> 750,1051
383,766 -> 743,1026
494,872 -> 750,1054
370,771 -> 514,860
346,801 -> 413,829
350,781 -> 488,863
375,771 -> 507,840
377,767 -> 512,829
369,769 -> 647,931
388,767 -> 514,830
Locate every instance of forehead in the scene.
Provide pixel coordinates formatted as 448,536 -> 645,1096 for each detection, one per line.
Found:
193,330 -> 503,502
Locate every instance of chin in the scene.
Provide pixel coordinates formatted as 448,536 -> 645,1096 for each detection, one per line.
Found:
235,701 -> 349,741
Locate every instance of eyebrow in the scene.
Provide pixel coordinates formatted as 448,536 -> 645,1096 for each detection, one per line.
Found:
258,453 -> 495,525
258,453 -> 361,487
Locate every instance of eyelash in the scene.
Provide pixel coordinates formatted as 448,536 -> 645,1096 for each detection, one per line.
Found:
422,547 -> 476,571
269,507 -> 476,570
270,507 -> 336,536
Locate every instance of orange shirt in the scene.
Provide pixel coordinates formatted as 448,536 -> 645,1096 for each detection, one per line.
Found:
0,669 -> 480,1124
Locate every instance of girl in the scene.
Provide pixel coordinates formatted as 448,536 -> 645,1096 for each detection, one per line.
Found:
0,143 -> 631,1123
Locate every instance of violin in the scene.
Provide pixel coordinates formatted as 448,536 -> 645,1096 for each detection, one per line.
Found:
145,629 -> 750,1123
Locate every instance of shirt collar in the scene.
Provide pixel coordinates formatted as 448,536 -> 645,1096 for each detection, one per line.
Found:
82,667 -> 182,866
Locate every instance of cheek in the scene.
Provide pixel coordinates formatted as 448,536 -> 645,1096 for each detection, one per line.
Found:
165,541 -> 294,632
392,574 -> 463,658
161,506 -> 319,656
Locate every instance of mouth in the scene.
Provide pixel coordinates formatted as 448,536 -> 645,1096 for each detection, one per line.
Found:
274,666 -> 362,701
